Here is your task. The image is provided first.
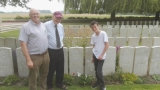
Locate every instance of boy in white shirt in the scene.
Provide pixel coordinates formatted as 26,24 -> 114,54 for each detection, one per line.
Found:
90,21 -> 109,90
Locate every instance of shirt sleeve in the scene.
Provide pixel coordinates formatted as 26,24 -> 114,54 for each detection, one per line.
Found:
18,25 -> 28,42
91,36 -> 94,45
104,32 -> 108,42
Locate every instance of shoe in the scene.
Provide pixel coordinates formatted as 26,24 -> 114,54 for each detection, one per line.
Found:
91,83 -> 99,88
100,87 -> 106,90
57,85 -> 67,90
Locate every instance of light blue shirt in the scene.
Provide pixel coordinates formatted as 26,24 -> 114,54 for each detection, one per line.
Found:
44,20 -> 64,49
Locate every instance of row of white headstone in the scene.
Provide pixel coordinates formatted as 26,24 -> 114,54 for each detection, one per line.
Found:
0,46 -> 160,77
65,37 -> 160,47
0,37 -> 160,50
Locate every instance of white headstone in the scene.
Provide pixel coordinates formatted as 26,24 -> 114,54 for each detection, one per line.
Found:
69,47 -> 84,76
103,46 -> 116,75
0,37 -> 4,47
115,37 -> 127,47
142,28 -> 149,37
150,28 -> 158,37
128,37 -> 139,47
127,28 -> 135,38
158,28 -> 160,37
106,28 -> 112,37
131,21 -> 134,25
63,47 -> 69,74
149,46 -> 160,75
108,37 -> 115,46
85,47 -> 94,76
126,21 -> 129,25
143,25 -> 148,28
134,28 -> 142,38
120,28 -> 127,37
153,37 -> 160,46
119,46 -> 134,73
141,37 -> 153,47
114,25 -> 120,29
137,25 -> 142,29
0,47 -> 14,76
131,25 -> 136,28
16,47 -> 29,77
112,28 -> 119,38
133,46 -> 150,76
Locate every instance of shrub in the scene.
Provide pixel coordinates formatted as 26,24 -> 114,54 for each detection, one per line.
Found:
120,73 -> 138,85
2,75 -> 20,85
134,77 -> 144,84
151,75 -> 160,81
79,74 -> 94,86
15,15 -> 24,19
63,74 -> 74,86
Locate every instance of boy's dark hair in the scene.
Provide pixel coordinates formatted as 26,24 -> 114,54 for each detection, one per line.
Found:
90,21 -> 98,27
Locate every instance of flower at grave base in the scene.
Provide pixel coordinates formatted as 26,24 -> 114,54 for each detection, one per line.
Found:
116,46 -> 120,53
72,73 -> 75,75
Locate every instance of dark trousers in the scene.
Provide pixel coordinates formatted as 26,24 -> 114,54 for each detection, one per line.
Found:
93,54 -> 105,88
47,48 -> 64,88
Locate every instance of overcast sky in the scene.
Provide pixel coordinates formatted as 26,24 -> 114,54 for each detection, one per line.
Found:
0,0 -> 64,13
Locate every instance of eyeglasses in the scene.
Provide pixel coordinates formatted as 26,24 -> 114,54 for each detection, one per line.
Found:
30,13 -> 39,16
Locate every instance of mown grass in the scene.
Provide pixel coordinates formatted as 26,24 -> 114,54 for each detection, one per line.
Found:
0,30 -> 19,38
1,84 -> 160,90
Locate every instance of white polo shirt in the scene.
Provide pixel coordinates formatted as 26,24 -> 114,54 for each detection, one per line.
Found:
91,31 -> 108,60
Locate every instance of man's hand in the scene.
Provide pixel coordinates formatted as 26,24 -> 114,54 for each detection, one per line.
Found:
26,59 -> 34,68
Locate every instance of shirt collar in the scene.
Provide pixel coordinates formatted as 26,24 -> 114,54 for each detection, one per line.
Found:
30,20 -> 41,26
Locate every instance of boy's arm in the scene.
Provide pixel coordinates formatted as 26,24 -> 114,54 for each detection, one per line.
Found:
92,45 -> 95,63
98,42 -> 109,60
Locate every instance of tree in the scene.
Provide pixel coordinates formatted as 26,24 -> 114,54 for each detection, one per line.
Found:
0,0 -> 29,8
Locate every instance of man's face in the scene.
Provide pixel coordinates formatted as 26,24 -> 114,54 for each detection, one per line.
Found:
53,16 -> 62,25
29,10 -> 40,23
91,24 -> 99,33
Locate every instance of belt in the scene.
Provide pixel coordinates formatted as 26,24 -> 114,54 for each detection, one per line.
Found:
31,51 -> 48,56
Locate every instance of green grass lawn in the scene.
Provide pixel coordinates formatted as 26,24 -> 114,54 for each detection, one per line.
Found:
1,84 -> 160,90
0,30 -> 19,38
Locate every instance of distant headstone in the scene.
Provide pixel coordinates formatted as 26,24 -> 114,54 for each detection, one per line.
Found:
119,46 -> 134,73
150,28 -> 158,37
69,47 -> 84,76
103,46 -> 116,75
141,37 -> 153,47
120,28 -> 127,37
128,37 -> 139,47
133,46 -> 150,76
112,28 -> 119,38
153,37 -> 160,46
142,28 -> 149,37
106,28 -> 112,37
0,47 -> 14,76
149,46 -> 160,75
115,37 -> 127,47
108,37 -> 115,46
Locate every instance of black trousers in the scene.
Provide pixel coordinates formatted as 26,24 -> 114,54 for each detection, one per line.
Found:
47,48 -> 64,88
93,54 -> 105,88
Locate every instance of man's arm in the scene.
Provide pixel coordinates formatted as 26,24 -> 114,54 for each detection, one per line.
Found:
20,41 -> 34,68
98,42 -> 109,60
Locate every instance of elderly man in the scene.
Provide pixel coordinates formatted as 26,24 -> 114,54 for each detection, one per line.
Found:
19,8 -> 50,90
45,11 -> 67,90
